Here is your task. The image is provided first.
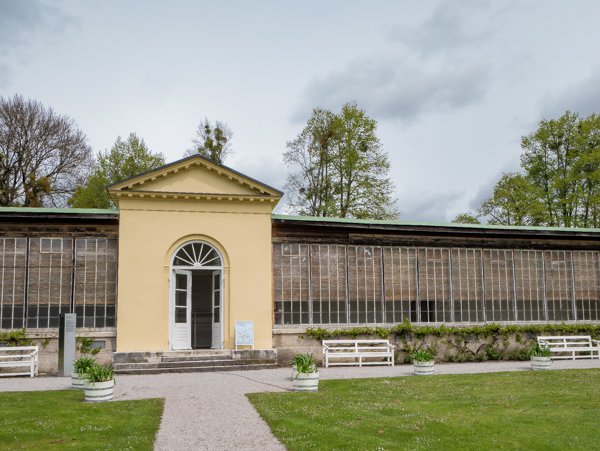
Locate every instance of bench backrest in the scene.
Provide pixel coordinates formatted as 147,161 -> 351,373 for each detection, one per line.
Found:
323,340 -> 390,345
0,346 -> 38,354
323,340 -> 391,352
538,336 -> 592,347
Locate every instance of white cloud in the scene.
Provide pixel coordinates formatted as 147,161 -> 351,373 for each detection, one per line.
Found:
292,56 -> 489,124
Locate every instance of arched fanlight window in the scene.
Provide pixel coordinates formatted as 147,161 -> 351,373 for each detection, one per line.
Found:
172,241 -> 222,268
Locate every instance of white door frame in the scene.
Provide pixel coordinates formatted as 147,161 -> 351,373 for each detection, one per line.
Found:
211,270 -> 224,349
169,241 -> 224,351
171,269 -> 192,350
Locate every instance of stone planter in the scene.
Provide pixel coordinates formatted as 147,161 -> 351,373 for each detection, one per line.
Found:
413,360 -> 435,376
84,379 -> 114,402
292,372 -> 319,391
531,356 -> 552,371
71,371 -> 85,389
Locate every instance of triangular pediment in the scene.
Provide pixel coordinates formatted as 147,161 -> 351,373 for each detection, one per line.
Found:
107,155 -> 283,202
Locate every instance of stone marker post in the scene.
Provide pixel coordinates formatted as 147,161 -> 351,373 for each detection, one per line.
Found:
58,313 -> 76,377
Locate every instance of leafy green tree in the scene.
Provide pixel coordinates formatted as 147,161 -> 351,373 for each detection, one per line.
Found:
69,133 -> 165,208
189,118 -> 232,165
478,112 -> 600,228
284,102 -> 398,219
520,112 -> 580,227
451,212 -> 480,224
479,173 -> 546,226
519,112 -> 600,227
572,113 -> 600,226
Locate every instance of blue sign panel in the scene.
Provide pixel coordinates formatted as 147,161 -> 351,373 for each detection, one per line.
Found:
235,320 -> 254,348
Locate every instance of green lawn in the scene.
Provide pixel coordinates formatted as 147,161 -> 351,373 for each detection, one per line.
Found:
0,390 -> 163,450
248,369 -> 600,451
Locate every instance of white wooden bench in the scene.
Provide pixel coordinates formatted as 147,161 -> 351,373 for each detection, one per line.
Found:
322,339 -> 394,367
0,346 -> 39,377
537,336 -> 600,360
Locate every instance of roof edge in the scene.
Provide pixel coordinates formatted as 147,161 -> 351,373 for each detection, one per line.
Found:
107,154 -> 284,196
0,207 -> 119,215
271,214 -> 600,234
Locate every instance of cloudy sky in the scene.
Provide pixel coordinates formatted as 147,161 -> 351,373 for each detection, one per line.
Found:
1,0 -> 599,221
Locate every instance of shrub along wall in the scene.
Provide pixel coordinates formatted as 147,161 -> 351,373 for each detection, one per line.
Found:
303,323 -> 600,363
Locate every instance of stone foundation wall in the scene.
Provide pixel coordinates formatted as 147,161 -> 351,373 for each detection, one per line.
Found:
5,329 -> 116,375
273,328 -> 324,365
273,327 -> 538,365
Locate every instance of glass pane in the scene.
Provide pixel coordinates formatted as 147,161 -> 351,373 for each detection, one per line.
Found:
173,256 -> 190,266
41,238 -> 51,253
51,238 -> 62,253
213,290 -> 220,307
204,250 -> 221,266
213,307 -> 220,323
175,307 -> 187,323
176,290 -> 187,306
193,243 -> 203,262
175,274 -> 187,289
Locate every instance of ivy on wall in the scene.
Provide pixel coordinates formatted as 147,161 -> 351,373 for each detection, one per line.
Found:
0,329 -> 33,346
305,322 -> 600,340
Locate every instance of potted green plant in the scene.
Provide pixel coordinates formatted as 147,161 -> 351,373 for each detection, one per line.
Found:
83,363 -> 115,402
530,343 -> 552,370
291,353 -> 319,391
71,356 -> 96,389
412,349 -> 435,375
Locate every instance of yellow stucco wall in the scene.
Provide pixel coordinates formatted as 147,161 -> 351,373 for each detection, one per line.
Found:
113,162 -> 278,352
139,166 -> 258,195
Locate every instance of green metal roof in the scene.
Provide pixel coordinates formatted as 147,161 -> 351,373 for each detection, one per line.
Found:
271,214 -> 600,234
0,207 -> 119,215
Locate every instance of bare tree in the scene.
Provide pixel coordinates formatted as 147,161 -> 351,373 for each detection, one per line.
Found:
0,95 -> 93,207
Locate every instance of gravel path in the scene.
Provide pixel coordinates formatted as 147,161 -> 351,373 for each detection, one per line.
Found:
2,359 -> 600,450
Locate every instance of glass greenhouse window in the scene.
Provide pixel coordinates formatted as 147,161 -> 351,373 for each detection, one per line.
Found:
273,243 -> 600,327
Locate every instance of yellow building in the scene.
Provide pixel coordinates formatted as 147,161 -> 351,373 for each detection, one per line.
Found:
108,155 -> 281,358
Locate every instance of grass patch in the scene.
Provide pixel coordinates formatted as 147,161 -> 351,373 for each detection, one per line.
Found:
0,390 -> 163,450
248,369 -> 600,450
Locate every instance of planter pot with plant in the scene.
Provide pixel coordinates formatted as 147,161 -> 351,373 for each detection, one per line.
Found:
530,343 -> 552,370
412,349 -> 435,375
291,353 -> 319,392
72,356 -> 96,389
83,363 -> 115,402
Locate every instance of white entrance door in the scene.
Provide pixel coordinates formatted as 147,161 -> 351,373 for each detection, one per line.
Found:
172,270 -> 192,350
211,270 -> 222,349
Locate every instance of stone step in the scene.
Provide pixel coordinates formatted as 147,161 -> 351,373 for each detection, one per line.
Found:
114,363 -> 277,375
158,359 -> 270,368
162,350 -> 232,359
112,349 -> 278,374
161,355 -> 232,363
114,358 -> 271,371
